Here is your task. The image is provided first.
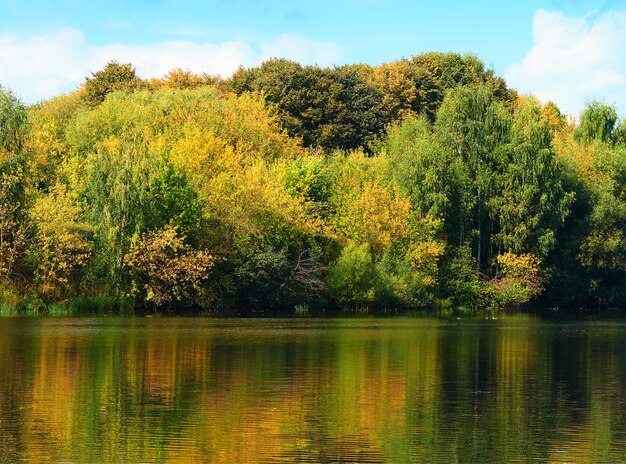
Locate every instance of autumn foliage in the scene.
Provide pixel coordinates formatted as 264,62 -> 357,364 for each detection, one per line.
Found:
1,54 -> 626,313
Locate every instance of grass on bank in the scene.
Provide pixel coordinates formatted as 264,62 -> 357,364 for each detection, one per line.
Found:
0,286 -> 615,319
0,290 -> 132,317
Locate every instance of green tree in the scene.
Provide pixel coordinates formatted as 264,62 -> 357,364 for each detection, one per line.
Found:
575,101 -> 618,144
493,97 -> 574,257
67,91 -> 206,294
30,184 -> 92,295
229,59 -> 389,151
83,61 -> 145,107
327,242 -> 377,307
434,85 -> 511,270
387,91 -> 570,309
385,115 -> 450,218
0,88 -> 29,286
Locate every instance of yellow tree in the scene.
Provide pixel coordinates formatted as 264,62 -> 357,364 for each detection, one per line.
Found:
30,184 -> 92,296
369,60 -> 417,120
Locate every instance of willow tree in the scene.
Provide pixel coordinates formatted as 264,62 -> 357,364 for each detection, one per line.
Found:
66,90 -> 205,294
574,101 -> 619,145
0,88 -> 29,285
494,97 -> 574,258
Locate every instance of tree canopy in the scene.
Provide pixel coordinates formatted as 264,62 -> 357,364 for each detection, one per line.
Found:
1,54 -> 625,315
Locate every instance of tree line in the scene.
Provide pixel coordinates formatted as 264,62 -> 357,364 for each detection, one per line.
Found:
1,53 -> 626,314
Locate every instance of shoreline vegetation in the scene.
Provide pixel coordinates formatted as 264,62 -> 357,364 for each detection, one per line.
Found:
2,53 -> 626,317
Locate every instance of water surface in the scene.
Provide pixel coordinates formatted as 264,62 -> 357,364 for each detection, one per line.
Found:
1,317 -> 626,462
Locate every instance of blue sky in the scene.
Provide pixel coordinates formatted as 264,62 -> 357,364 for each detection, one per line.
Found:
1,0 -> 626,115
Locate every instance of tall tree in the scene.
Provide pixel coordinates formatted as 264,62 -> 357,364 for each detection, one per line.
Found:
493,97 -> 574,258
434,85 -> 511,270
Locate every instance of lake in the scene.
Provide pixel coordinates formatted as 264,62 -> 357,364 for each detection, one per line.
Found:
1,317 -> 626,463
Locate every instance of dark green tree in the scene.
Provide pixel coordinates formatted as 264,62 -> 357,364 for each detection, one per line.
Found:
83,61 -> 145,107
408,52 -> 517,121
229,59 -> 389,151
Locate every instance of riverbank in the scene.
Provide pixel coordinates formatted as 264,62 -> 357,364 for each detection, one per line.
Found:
0,293 -> 132,317
1,290 -> 621,320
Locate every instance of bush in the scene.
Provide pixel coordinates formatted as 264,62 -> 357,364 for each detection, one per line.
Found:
327,242 -> 376,307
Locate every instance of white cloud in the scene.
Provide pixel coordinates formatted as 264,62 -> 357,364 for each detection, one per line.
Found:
0,28 -> 342,103
260,35 -> 341,66
95,40 -> 258,80
506,10 -> 626,116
